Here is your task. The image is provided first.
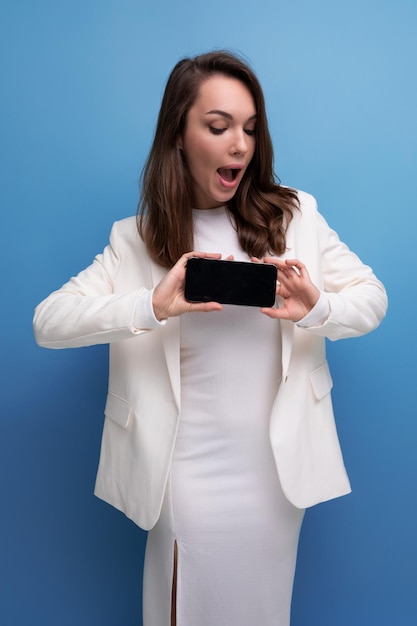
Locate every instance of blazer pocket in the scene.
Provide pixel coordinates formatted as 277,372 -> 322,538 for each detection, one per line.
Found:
309,362 -> 333,401
104,392 -> 133,428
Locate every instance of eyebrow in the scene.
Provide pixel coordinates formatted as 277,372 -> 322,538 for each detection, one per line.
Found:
205,109 -> 257,122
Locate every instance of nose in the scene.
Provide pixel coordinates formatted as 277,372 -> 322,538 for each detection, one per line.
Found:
230,129 -> 249,156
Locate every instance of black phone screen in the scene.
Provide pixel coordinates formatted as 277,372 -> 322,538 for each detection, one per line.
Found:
184,257 -> 277,307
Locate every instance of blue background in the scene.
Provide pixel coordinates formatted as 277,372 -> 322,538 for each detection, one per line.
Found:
1,1 -> 416,624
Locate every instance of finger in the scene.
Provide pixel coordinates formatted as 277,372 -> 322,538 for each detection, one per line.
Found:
188,301 -> 223,313
189,251 -> 222,260
264,257 -> 305,273
263,257 -> 290,271
260,306 -> 290,320
180,251 -> 222,267
284,259 -> 307,275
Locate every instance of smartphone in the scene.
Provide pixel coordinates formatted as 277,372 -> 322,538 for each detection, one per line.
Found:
184,257 -> 277,307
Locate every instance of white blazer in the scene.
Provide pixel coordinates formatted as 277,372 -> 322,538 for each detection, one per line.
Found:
33,191 -> 388,530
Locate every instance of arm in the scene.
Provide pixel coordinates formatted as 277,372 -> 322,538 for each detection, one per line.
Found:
260,203 -> 388,341
33,221 -> 152,349
34,221 -> 225,349
310,211 -> 388,340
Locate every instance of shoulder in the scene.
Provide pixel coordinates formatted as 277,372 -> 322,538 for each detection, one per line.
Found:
280,188 -> 320,231
105,216 -> 149,262
279,186 -> 318,217
294,189 -> 318,213
108,216 -> 144,246
286,189 -> 335,244
109,215 -> 138,238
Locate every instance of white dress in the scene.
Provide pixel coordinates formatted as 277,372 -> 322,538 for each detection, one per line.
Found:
143,207 -> 304,626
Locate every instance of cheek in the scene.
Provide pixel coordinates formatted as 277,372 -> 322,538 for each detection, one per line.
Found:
186,139 -> 218,173
249,139 -> 256,160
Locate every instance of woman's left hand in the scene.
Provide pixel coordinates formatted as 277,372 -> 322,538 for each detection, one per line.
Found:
256,257 -> 320,322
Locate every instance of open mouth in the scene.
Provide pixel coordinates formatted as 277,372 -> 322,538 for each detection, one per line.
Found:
217,167 -> 241,182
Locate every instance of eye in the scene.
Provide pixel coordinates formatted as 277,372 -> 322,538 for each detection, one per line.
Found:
244,128 -> 256,137
209,126 -> 227,135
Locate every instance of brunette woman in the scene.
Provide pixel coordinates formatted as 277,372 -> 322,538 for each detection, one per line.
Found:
34,51 -> 387,626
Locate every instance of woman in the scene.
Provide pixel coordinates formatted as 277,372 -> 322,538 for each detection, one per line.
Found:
34,51 -> 388,626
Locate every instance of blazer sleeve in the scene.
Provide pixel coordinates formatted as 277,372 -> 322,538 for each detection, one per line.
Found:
301,198 -> 388,341
33,220 -> 151,348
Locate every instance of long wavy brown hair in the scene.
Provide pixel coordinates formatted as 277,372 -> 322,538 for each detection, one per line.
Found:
137,50 -> 299,269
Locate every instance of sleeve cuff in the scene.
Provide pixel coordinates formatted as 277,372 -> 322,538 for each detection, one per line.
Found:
133,288 -> 167,330
296,291 -> 330,328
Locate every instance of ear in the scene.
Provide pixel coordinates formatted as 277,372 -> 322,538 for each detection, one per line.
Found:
177,133 -> 183,150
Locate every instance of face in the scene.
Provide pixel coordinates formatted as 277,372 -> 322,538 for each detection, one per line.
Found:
179,75 -> 257,210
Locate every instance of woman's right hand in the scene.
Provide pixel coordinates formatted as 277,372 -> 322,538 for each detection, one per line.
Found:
152,251 -> 224,321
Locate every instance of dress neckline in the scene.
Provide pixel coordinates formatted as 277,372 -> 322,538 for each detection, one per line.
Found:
192,205 -> 228,217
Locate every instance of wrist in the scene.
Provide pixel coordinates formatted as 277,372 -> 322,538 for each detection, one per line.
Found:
306,287 -> 320,310
151,289 -> 168,323
297,291 -> 330,328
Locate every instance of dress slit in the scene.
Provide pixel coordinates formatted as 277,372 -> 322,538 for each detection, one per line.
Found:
171,540 -> 178,626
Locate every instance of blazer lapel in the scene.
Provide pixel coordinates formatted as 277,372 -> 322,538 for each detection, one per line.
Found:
150,260 -> 181,410
279,215 -> 296,380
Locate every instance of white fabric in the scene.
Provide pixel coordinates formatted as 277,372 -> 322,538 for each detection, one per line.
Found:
33,190 -> 388,529
143,208 -> 305,626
